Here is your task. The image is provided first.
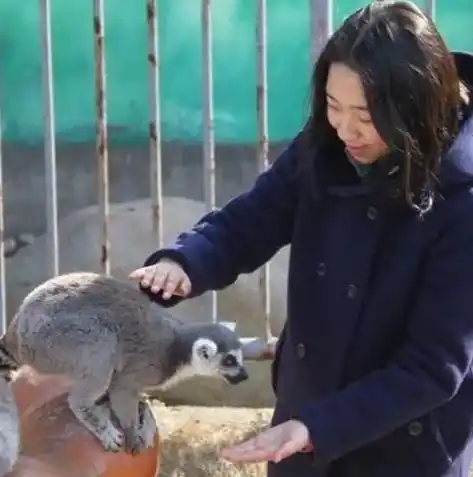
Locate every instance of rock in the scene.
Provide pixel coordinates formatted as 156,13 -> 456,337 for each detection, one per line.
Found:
3,238 -> 17,257
1,233 -> 37,258
5,196 -> 290,408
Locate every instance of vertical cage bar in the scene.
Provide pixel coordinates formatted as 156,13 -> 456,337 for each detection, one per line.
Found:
201,0 -> 217,323
40,0 -> 59,277
425,0 -> 435,20
256,0 -> 271,342
310,0 -> 333,65
147,0 -> 164,247
93,0 -> 111,275
0,105 -> 5,332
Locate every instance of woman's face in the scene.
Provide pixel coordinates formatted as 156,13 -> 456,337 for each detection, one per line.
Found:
326,62 -> 388,164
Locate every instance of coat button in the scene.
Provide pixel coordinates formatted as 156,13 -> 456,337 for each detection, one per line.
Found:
367,206 -> 378,220
316,262 -> 326,277
296,343 -> 306,359
408,421 -> 423,436
347,284 -> 357,299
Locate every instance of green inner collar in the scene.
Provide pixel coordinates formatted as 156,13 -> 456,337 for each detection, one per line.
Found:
348,157 -> 372,178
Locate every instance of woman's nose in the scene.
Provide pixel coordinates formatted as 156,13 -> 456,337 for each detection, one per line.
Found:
337,115 -> 359,143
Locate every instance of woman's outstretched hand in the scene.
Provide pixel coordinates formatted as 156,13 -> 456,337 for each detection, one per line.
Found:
129,259 -> 192,299
219,420 -> 312,464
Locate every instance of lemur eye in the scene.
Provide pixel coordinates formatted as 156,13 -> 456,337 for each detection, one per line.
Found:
221,355 -> 237,367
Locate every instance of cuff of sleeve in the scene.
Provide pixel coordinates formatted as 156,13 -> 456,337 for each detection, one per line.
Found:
291,404 -> 340,467
143,248 -> 192,272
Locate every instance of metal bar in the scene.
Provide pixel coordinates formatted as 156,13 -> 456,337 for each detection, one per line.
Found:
310,0 -> 333,65
256,0 -> 272,342
40,0 -> 59,277
147,0 -> 164,247
0,104 -> 5,332
93,0 -> 111,275
201,0 -> 218,322
425,0 -> 435,20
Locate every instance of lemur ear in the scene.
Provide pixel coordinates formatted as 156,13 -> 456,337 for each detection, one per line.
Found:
194,338 -> 218,360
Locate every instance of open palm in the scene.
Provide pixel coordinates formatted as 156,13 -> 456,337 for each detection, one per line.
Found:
219,420 -> 311,464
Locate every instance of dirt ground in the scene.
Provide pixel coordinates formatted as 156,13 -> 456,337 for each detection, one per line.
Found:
151,401 -> 273,477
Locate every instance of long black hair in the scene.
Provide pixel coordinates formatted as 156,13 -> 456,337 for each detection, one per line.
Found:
304,0 -> 468,214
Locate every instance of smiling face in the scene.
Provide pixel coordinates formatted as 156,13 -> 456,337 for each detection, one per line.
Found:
326,62 -> 389,165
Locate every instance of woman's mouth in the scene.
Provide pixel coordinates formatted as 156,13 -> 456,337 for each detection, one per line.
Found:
345,144 -> 367,157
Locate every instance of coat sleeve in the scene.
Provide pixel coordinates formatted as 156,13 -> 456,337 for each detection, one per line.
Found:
293,196 -> 473,464
139,134 -> 302,307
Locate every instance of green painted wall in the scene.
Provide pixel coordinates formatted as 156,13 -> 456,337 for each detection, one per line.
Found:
0,0 -> 472,145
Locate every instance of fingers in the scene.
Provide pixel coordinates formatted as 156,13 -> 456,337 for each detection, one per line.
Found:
144,267 -> 161,289
221,448 -> 275,463
128,260 -> 191,299
219,422 -> 309,464
128,267 -> 148,280
179,275 -> 192,296
160,273 -> 181,299
272,439 -> 304,463
219,437 -> 278,463
219,432 -> 282,463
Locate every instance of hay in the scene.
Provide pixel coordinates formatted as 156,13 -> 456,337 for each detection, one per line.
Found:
151,401 -> 273,477
151,401 -> 473,477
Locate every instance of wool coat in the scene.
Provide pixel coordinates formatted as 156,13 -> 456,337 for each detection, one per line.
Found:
141,51 -> 473,477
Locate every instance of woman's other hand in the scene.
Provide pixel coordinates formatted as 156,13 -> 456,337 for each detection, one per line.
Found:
219,419 -> 312,464
129,259 -> 192,299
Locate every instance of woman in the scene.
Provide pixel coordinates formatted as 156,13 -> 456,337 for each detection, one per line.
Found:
130,1 -> 473,476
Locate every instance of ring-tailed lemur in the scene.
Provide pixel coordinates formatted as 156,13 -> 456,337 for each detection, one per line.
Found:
0,271 -> 248,455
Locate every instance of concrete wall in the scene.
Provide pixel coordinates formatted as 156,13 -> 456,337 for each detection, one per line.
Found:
2,140 -> 289,238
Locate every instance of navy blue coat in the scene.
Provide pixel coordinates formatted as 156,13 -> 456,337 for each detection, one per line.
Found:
141,52 -> 473,477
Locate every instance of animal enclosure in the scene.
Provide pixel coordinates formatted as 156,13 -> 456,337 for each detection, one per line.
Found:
0,0 -> 469,356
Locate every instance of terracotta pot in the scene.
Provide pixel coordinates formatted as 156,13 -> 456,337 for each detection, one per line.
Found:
6,366 -> 160,477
